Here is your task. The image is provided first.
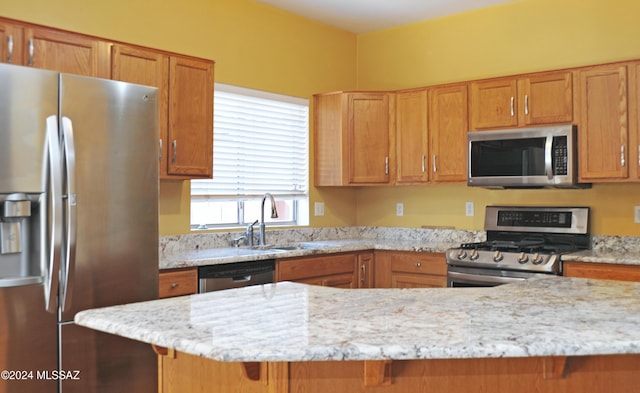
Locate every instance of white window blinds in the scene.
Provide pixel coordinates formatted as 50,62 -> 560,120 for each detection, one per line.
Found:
191,84 -> 309,199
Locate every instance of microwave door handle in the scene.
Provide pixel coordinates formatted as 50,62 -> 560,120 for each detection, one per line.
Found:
544,134 -> 554,180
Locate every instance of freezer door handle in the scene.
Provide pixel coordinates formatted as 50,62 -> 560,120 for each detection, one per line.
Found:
44,115 -> 63,313
59,117 -> 78,312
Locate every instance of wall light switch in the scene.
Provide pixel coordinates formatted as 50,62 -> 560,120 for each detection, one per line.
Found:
634,206 -> 640,224
396,203 -> 404,217
465,202 -> 474,217
314,202 -> 325,216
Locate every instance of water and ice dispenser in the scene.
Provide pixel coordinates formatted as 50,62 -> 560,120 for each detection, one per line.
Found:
0,193 -> 45,286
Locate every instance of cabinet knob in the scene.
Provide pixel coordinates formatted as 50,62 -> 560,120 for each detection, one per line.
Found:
415,262 -> 421,268
170,283 -> 179,289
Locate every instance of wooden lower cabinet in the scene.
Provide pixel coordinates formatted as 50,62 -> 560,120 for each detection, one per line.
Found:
155,350 -> 640,393
158,268 -> 198,298
563,261 -> 640,282
375,250 -> 447,288
277,252 -> 373,289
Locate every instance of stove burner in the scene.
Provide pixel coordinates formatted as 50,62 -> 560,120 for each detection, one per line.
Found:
460,238 -> 580,255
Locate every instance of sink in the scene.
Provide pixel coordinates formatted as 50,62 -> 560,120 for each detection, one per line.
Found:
243,243 -> 322,252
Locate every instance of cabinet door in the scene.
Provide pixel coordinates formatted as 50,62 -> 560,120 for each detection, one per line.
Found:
396,89 -> 428,184
357,252 -> 374,288
0,20 -> 23,65
634,63 -> 640,180
111,45 -> 170,177
24,26 -> 109,77
347,93 -> 391,184
519,71 -> 573,126
391,273 -> 446,289
167,56 -> 214,178
577,65 -> 628,181
470,78 -> 518,130
428,83 -> 468,182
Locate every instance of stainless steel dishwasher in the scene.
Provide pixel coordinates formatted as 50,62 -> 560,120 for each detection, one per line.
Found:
198,259 -> 275,292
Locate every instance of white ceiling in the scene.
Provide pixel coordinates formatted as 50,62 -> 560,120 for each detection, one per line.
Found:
255,0 -> 518,33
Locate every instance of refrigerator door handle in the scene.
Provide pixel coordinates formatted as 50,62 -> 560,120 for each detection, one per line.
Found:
44,115 -> 63,313
60,116 -> 77,312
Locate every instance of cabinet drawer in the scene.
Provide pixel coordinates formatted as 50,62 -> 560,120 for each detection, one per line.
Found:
277,253 -> 356,282
390,254 -> 447,276
159,268 -> 198,298
564,262 -> 640,282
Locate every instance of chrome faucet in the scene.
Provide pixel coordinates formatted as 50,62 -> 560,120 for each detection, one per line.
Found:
259,193 -> 278,246
245,219 -> 258,247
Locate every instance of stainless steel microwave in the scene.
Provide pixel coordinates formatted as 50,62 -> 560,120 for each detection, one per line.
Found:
467,125 -> 589,188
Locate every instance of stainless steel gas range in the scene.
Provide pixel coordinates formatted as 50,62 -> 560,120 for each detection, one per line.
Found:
446,206 -> 590,287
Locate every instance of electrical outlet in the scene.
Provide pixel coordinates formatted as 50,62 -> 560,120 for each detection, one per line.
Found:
465,202 -> 474,217
635,206 -> 640,224
396,203 -> 404,217
314,202 -> 325,216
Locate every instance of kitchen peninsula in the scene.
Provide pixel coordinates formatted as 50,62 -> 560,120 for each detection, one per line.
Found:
75,276 -> 640,393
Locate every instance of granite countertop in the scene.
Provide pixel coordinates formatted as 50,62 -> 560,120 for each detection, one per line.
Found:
75,276 -> 640,362
159,227 -> 640,270
160,239 -> 460,269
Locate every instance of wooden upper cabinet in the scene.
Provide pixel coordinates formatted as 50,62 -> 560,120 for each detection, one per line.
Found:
348,93 -> 391,184
633,62 -> 640,181
111,45 -> 170,178
395,89 -> 428,184
428,83 -> 469,183
470,71 -> 573,130
167,56 -> 214,178
112,46 -> 214,179
518,71 -> 573,126
470,78 -> 518,129
314,91 -> 392,186
0,20 -> 23,65
576,64 -> 629,181
23,26 -> 109,77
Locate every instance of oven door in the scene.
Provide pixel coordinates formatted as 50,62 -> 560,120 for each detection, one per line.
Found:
447,265 -> 535,287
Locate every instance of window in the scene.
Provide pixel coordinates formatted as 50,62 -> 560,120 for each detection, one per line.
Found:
190,83 -> 309,230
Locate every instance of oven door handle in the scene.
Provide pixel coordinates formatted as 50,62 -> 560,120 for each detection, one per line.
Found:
447,271 -> 526,285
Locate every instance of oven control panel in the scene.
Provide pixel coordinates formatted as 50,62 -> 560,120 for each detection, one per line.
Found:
485,206 -> 589,234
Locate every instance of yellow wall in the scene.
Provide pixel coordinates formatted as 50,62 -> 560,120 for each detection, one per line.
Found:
5,0 -> 640,236
354,0 -> 640,236
0,0 -> 359,235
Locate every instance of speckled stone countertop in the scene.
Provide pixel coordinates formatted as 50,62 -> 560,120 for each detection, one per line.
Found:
159,227 -> 640,269
75,276 -> 640,362
159,227 -> 482,270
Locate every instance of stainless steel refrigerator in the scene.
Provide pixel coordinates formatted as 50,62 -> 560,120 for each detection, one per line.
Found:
0,63 -> 159,393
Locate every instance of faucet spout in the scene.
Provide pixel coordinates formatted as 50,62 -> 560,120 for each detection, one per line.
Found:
259,193 -> 278,246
